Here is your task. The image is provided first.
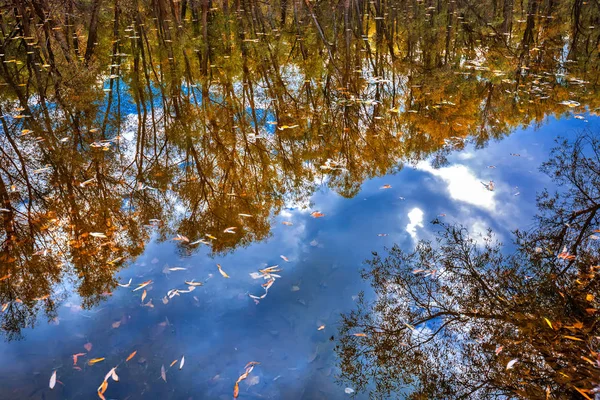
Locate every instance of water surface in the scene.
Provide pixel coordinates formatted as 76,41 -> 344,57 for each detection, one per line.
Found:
0,1 -> 599,398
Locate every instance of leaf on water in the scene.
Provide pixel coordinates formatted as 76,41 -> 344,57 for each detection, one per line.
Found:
141,290 -> 147,302
173,234 -> 190,243
573,386 -> 593,400
544,318 -> 553,329
224,227 -> 236,234
311,211 -> 325,218
98,380 -> 108,396
170,359 -> 178,368
217,264 -> 230,278
117,278 -> 132,288
84,342 -> 93,352
185,280 -> 203,286
104,367 -> 118,382
280,255 -> 289,262
49,370 -> 57,389
133,280 -> 152,292
345,388 -> 355,394
277,124 -> 299,130
161,364 -> 167,382
168,267 -> 186,271
380,184 -> 392,189
282,221 -> 293,226
563,335 -> 584,341
234,361 -> 260,397
180,356 -> 185,370
88,358 -> 105,366
233,382 -> 240,398
89,232 -> 107,238
506,359 -> 518,369
353,333 -> 367,337
73,353 -> 86,365
126,351 -> 137,362
318,325 -> 325,331
112,320 -> 121,329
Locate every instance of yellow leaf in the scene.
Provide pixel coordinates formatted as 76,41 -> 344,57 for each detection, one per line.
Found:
88,358 -> 105,365
544,318 -> 553,329
563,335 -> 584,341
586,294 -> 594,302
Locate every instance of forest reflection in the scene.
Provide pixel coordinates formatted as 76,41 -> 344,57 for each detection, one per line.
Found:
337,134 -> 600,399
0,0 -> 598,342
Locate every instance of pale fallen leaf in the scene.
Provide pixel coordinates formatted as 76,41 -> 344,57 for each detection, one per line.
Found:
49,370 -> 57,389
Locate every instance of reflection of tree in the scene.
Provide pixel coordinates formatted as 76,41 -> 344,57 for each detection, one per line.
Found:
336,135 -> 600,399
0,0 -> 599,339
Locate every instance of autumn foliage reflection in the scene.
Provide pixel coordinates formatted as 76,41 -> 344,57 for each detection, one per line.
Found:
336,135 -> 600,399
0,0 -> 599,339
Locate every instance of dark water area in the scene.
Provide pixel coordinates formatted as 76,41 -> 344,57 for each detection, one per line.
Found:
0,1 -> 599,399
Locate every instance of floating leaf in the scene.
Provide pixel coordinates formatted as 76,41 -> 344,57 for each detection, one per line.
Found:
49,370 -> 57,389
311,211 -> 325,218
563,335 -> 584,341
84,342 -> 93,352
544,318 -> 553,329
180,356 -> 185,370
141,290 -> 147,302
217,264 -> 230,278
126,351 -> 137,362
133,280 -> 152,292
88,358 -> 105,365
318,325 -> 325,331
280,255 -> 289,262
353,333 -> 367,337
506,359 -> 518,369
89,232 -> 107,238
345,387 -> 355,394
161,364 -> 167,382
73,353 -> 86,365
117,278 -> 132,288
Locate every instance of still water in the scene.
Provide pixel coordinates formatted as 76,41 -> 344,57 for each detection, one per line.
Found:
0,0 -> 599,399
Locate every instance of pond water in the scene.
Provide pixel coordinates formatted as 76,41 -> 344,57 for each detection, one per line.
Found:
0,1 -> 599,399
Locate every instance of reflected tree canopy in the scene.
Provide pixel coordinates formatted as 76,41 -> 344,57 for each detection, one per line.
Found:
0,0 -> 599,339
336,134 -> 600,399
